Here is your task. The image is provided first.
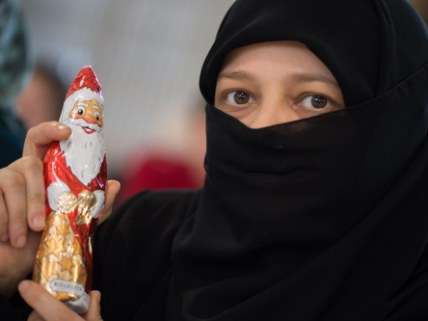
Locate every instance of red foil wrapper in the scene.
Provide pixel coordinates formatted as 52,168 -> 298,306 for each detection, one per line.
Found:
33,66 -> 107,314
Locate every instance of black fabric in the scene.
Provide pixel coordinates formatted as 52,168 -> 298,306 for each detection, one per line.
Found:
0,290 -> 31,320
92,190 -> 197,321
171,0 -> 428,320
1,187 -> 428,320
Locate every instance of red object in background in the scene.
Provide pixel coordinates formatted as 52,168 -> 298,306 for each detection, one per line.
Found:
119,151 -> 203,202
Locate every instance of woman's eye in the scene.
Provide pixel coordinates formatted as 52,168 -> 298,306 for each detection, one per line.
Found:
226,90 -> 253,106
298,94 -> 335,112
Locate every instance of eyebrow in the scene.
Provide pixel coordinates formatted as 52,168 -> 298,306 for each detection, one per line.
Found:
291,72 -> 340,88
218,70 -> 340,88
218,70 -> 256,81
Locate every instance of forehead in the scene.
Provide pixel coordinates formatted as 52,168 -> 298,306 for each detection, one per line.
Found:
219,40 -> 336,80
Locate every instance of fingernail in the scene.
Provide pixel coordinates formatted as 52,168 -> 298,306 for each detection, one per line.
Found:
57,124 -> 66,130
32,215 -> 45,229
15,235 -> 26,248
18,280 -> 30,292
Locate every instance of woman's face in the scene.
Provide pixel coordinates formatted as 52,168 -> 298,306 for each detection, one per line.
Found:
214,41 -> 345,128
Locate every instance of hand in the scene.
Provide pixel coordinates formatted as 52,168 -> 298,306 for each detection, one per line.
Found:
1,122 -> 71,247
19,280 -> 103,321
0,121 -> 120,297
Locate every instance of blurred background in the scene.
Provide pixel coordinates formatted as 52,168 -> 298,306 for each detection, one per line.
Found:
1,0 -> 427,201
13,0 -> 234,201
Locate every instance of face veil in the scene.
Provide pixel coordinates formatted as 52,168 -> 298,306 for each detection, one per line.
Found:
170,1 -> 428,320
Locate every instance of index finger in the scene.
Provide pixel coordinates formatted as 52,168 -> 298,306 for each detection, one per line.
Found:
23,122 -> 71,159
18,280 -> 83,321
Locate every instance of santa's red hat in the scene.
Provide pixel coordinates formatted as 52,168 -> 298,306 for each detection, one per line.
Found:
60,65 -> 104,122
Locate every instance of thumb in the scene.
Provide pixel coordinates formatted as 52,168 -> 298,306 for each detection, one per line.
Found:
85,291 -> 102,321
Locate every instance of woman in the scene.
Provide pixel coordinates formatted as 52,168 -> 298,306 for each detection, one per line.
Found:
1,0 -> 428,320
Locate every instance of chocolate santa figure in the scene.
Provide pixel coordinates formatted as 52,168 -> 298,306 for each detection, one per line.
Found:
33,66 -> 107,314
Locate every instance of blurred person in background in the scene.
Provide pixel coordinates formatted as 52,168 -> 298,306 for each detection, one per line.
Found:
119,102 -> 205,202
0,0 -> 29,167
16,63 -> 66,130
2,1 -> 428,321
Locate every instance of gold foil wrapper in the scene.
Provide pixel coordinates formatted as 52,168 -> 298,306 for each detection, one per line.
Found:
33,190 -> 96,311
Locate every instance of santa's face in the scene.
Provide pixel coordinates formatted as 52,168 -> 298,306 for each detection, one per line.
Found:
60,98 -> 105,185
69,99 -> 104,134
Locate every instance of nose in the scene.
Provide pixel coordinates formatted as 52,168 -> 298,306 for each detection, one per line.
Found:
83,111 -> 98,124
249,100 -> 299,129
82,106 -> 101,125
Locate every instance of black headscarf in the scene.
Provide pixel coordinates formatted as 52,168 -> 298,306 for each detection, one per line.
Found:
171,0 -> 428,320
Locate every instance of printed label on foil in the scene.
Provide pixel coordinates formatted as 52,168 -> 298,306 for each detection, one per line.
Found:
48,279 -> 85,297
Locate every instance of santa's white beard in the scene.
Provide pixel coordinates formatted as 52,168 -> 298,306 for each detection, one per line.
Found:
60,118 -> 105,185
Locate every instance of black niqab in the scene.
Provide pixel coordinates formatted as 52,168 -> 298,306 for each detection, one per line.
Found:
171,0 -> 428,320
